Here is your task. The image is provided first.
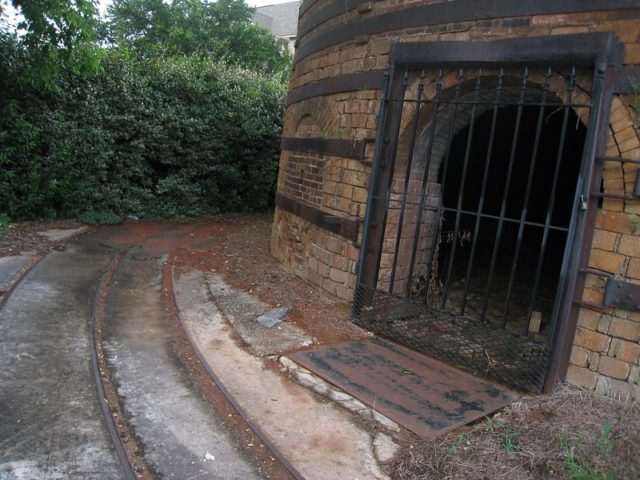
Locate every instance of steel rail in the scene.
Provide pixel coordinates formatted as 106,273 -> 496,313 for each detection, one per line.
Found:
89,249 -> 137,480
167,263 -> 306,480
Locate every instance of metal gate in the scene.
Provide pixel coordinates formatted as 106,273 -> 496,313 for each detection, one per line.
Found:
354,34 -> 621,392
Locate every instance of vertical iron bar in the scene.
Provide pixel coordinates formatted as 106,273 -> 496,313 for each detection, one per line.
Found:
460,69 -> 505,315
353,68 -> 392,315
501,67 -> 553,328
548,64 -> 606,346
524,67 -> 577,336
372,69 -> 411,291
481,68 -> 529,321
403,70 -> 444,297
423,69 -> 465,300
441,69 -> 484,309
389,71 -> 427,293
545,51 -> 615,393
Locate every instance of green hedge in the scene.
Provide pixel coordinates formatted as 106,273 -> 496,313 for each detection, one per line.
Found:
0,44 -> 286,221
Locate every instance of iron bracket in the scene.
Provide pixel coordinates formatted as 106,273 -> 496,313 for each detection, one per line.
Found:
604,277 -> 640,310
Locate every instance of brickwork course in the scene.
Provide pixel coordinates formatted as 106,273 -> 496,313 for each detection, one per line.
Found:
271,0 -> 640,398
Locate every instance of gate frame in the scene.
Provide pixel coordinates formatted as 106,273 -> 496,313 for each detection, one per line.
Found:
355,32 -> 623,393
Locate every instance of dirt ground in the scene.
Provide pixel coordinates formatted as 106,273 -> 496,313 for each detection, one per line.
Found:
0,219 -> 85,257
2,214 -> 639,480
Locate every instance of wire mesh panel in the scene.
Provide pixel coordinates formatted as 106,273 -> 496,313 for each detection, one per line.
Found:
354,55 -> 607,392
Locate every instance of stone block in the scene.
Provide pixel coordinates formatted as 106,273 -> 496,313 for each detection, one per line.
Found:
610,338 -> 640,363
609,318 -> 640,342
577,308 -> 600,330
570,346 -> 589,368
595,375 -> 633,399
567,365 -> 599,389
598,356 -> 631,380
597,315 -> 612,334
573,327 -> 611,353
329,267 -> 348,284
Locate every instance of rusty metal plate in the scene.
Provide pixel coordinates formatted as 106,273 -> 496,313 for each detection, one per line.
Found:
289,338 -> 517,439
604,277 -> 640,310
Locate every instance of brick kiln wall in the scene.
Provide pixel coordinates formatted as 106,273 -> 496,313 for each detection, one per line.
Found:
271,0 -> 640,397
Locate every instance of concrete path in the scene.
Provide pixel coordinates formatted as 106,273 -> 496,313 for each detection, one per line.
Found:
0,254 -> 33,291
103,247 -> 260,479
0,222 -> 396,480
0,251 -> 123,479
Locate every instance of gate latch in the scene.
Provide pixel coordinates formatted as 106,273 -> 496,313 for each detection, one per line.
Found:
580,195 -> 588,210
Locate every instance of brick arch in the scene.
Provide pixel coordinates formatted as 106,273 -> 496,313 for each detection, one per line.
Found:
401,71 -> 596,187
286,96 -> 340,137
380,70 -> 601,295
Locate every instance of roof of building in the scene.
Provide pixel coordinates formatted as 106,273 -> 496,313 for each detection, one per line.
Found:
253,1 -> 300,38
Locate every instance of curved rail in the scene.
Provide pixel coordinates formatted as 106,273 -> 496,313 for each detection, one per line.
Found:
90,249 -> 138,480
165,261 -> 306,480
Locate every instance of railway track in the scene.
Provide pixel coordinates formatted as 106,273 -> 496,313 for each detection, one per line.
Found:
0,225 -> 302,480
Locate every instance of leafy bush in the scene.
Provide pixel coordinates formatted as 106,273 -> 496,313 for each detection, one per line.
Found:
0,42 -> 286,220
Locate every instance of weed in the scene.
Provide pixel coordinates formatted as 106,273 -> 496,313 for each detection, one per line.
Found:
0,213 -> 11,229
445,432 -> 475,455
630,213 -> 639,235
501,426 -> 519,453
559,423 -> 617,480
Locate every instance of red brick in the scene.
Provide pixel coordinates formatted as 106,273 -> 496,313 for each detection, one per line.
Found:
588,249 -> 625,274
619,237 -> 640,261
595,210 -> 635,235
592,229 -> 617,251
627,258 -> 640,280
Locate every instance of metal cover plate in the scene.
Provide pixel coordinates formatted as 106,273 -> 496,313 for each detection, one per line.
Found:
289,338 -> 517,439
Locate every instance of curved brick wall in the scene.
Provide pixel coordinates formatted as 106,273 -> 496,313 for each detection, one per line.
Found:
271,0 -> 640,397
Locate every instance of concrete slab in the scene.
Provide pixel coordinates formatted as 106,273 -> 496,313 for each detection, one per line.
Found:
207,273 -> 313,356
103,253 -> 260,480
0,251 -> 123,479
36,227 -> 86,242
0,255 -> 33,291
175,271 -> 389,480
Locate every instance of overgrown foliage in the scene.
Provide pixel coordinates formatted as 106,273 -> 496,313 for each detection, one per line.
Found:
0,39 -> 286,220
106,0 -> 290,74
0,0 -> 289,222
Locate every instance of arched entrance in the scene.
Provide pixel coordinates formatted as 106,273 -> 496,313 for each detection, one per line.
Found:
354,36 -> 621,392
